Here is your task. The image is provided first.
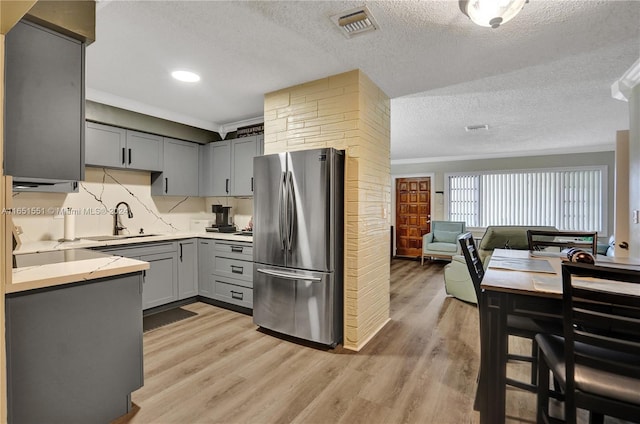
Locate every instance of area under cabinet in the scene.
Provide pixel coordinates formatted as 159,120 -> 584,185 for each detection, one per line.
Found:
199,239 -> 254,310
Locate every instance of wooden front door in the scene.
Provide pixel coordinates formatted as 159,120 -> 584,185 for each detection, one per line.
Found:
396,177 -> 431,257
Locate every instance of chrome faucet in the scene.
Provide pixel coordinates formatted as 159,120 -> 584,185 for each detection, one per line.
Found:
113,201 -> 133,235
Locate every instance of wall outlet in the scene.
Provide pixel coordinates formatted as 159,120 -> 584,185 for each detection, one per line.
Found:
14,225 -> 23,235
634,210 -> 639,224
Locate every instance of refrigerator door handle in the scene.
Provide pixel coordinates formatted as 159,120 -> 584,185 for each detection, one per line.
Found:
279,171 -> 287,251
286,170 -> 295,252
257,268 -> 322,282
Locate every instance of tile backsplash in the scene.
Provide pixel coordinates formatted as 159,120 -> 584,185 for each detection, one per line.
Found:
11,167 -> 254,242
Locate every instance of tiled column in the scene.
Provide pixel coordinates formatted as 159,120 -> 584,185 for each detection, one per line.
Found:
264,70 -> 391,351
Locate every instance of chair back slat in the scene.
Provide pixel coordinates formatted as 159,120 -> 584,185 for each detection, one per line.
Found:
561,262 -> 640,392
528,230 -> 598,253
458,232 -> 484,299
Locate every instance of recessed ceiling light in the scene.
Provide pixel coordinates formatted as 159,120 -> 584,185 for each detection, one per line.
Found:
171,70 -> 200,83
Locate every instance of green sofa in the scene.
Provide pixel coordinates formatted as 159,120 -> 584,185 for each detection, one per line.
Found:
443,226 -> 557,304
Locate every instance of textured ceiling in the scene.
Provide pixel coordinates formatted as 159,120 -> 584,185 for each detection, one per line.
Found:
86,0 -> 640,162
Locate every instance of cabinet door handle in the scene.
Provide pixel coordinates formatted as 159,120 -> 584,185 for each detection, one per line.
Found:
231,265 -> 243,274
231,246 -> 243,253
165,178 -> 168,194
251,177 -> 254,192
230,290 -> 243,300
179,243 -> 183,261
128,148 -> 132,165
225,178 -> 229,194
122,147 -> 126,165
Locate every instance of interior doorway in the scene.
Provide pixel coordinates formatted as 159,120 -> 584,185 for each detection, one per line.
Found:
395,177 -> 431,257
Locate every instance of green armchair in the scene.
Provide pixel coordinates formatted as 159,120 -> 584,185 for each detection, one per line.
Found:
421,221 -> 467,265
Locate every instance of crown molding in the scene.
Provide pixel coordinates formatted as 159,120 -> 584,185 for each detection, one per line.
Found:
611,57 -> 640,102
218,116 -> 264,140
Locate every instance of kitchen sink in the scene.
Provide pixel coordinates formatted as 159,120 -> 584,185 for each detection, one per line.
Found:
82,234 -> 160,241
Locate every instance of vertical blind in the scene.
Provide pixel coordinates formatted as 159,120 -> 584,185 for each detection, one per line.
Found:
447,168 -> 603,232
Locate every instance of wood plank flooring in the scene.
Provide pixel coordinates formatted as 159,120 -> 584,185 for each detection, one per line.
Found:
114,259 -> 621,424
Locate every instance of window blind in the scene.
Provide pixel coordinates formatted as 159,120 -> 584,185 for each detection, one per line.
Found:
446,168 -> 603,232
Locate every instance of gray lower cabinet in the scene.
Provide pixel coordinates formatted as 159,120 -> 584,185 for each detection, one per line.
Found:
210,240 -> 254,309
198,239 -> 213,298
141,251 -> 178,309
96,242 -> 178,310
5,20 -> 85,183
85,122 -> 163,172
5,273 -> 144,423
151,138 -> 199,196
178,239 -> 198,299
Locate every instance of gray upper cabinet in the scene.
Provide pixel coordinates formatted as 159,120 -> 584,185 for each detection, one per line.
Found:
199,136 -> 263,197
126,130 -> 164,171
85,122 -> 163,172
203,140 -> 232,197
151,138 -> 199,196
231,136 -> 262,196
85,122 -> 125,168
5,20 -> 85,183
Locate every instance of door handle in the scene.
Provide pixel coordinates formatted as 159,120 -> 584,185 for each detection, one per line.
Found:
122,147 -> 126,165
231,246 -> 243,253
230,290 -> 244,300
225,178 -> 229,194
128,148 -> 132,165
251,177 -> 254,192
286,171 -> 295,252
230,265 -> 243,274
179,243 -> 183,261
165,178 -> 168,194
279,172 -> 287,251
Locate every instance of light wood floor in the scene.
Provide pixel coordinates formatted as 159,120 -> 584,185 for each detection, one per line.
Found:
114,259 -> 622,424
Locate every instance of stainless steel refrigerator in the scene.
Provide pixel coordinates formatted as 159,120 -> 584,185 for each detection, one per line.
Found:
253,148 -> 344,347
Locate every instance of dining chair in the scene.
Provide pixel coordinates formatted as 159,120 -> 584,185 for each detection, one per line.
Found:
527,230 -> 598,254
536,262 -> 640,424
458,232 -> 562,394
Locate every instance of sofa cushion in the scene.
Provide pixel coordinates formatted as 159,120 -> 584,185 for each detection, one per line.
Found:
425,242 -> 459,253
433,230 -> 460,243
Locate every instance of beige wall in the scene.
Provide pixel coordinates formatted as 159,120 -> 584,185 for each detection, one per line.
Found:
264,70 -> 391,351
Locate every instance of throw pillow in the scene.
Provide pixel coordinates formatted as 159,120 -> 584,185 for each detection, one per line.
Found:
433,230 -> 460,243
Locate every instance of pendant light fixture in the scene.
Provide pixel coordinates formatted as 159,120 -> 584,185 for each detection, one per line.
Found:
459,0 -> 528,29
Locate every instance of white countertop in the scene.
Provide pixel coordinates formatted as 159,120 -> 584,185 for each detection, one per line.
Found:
9,254 -> 149,294
9,232 -> 252,294
14,231 -> 253,254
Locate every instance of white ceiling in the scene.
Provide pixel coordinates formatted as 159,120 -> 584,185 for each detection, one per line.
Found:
86,0 -> 640,163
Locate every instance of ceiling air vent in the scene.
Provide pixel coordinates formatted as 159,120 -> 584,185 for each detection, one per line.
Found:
465,124 -> 489,132
331,6 -> 378,38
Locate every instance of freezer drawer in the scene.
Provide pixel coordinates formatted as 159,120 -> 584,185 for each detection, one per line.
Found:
253,264 -> 342,346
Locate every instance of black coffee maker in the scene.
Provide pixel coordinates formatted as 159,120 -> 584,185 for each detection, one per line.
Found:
206,204 -> 236,233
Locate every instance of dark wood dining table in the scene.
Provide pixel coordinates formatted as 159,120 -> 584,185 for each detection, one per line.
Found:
477,249 -> 640,423
478,249 -> 564,424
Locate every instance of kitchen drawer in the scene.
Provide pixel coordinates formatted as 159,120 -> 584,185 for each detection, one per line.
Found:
212,277 -> 253,309
214,241 -> 252,260
213,256 -> 252,286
